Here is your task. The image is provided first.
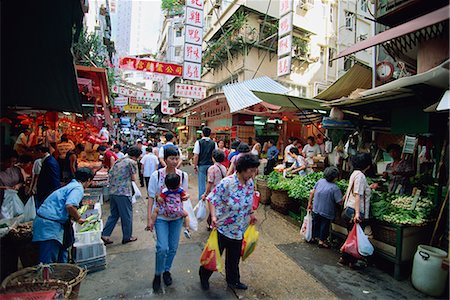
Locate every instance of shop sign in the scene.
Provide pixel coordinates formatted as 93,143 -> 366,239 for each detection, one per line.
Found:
142,108 -> 155,115
112,85 -> 136,97
186,116 -> 202,127
185,25 -> 203,45
129,98 -> 146,105
175,83 -> 206,99
185,6 -> 204,28
123,105 -> 143,113
186,0 -> 203,10
184,44 -> 202,64
183,61 -> 201,81
148,73 -> 164,83
279,0 -> 293,16
161,100 -> 176,115
113,96 -> 128,106
136,91 -> 161,102
278,35 -> 292,57
119,57 -> 183,76
277,56 -> 292,77
279,13 -> 293,37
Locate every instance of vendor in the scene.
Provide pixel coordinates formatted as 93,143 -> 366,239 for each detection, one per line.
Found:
97,145 -> 118,170
32,168 -> 94,263
383,144 -> 414,195
14,128 -> 34,156
302,136 -> 322,158
285,147 -> 306,176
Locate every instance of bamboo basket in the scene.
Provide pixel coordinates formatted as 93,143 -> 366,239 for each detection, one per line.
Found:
270,190 -> 289,215
1,264 -> 86,300
256,178 -> 271,205
0,280 -> 72,299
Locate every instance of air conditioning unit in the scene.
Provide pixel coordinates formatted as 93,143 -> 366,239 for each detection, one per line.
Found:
298,0 -> 314,11
213,0 -> 222,8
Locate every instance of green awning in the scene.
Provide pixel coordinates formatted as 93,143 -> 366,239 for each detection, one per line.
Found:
251,91 -> 329,111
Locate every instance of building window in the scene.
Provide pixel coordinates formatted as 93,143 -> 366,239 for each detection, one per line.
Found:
280,82 -> 307,97
329,5 -> 333,23
358,33 -> 368,41
175,27 -> 182,37
344,57 -> 354,71
320,47 -> 325,64
345,11 -> 354,31
360,0 -> 368,12
175,46 -> 182,57
328,48 -> 335,67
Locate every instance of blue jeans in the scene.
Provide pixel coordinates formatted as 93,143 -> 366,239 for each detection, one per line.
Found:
198,165 -> 211,201
102,195 -> 133,241
312,212 -> 331,242
154,218 -> 183,275
38,240 -> 68,263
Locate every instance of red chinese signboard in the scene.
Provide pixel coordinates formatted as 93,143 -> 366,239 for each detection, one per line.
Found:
175,83 -> 206,99
129,98 -> 146,105
119,57 -> 182,76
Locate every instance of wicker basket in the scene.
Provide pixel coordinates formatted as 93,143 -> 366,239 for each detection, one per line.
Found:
1,264 -> 87,300
270,190 -> 289,215
255,178 -> 271,205
0,280 -> 72,299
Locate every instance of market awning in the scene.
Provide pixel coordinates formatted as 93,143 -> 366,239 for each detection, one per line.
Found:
223,76 -> 289,113
314,62 -> 372,101
333,5 -> 450,60
324,59 -> 450,108
251,91 -> 328,111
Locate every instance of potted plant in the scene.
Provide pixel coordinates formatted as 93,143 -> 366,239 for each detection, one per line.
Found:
267,172 -> 291,215
255,174 -> 271,205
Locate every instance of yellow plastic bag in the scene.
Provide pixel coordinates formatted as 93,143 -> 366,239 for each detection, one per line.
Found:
241,224 -> 259,261
200,229 -> 223,272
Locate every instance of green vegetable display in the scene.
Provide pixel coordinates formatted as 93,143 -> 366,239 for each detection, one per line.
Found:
77,205 -> 89,215
287,172 -> 323,201
79,214 -> 100,233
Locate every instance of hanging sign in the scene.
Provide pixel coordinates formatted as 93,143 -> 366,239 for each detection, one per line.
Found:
175,83 -> 206,99
277,0 -> 293,77
119,57 -> 182,76
142,108 -> 155,115
278,35 -> 292,57
161,100 -> 176,115
123,105 -> 143,113
129,98 -> 146,105
112,85 -> 136,97
184,44 -> 202,63
185,6 -> 204,27
113,97 -> 128,106
279,0 -> 293,16
278,56 -> 292,77
183,0 -> 203,82
185,25 -> 203,45
136,91 -> 161,102
183,61 -> 202,81
186,0 -> 203,9
279,13 -> 293,37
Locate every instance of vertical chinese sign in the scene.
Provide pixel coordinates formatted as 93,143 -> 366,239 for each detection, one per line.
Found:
184,0 -> 204,81
277,0 -> 293,77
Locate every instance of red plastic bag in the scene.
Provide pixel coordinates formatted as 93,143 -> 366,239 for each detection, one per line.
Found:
340,223 -> 362,259
252,191 -> 260,211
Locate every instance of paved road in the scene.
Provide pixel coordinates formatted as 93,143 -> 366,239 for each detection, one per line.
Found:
79,165 -> 424,299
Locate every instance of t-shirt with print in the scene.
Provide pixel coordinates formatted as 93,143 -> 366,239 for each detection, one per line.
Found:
312,178 -> 342,220
302,144 -> 321,158
108,157 -> 137,196
207,174 -> 254,240
158,187 -> 187,218
207,163 -> 227,187
148,168 -> 189,220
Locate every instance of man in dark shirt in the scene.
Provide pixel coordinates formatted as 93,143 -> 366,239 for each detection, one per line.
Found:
193,127 -> 217,202
35,144 -> 61,209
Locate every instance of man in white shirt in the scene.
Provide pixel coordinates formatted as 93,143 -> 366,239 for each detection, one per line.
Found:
140,147 -> 159,197
159,133 -> 182,168
284,137 -> 298,168
193,127 -> 217,202
113,144 -> 125,159
302,136 -> 322,158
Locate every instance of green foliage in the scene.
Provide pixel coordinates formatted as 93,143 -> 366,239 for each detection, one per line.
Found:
336,179 -> 349,194
267,171 -> 283,190
287,172 -> 323,200
72,30 -> 108,68
256,174 -> 269,181
161,0 -> 184,15
292,36 -> 309,57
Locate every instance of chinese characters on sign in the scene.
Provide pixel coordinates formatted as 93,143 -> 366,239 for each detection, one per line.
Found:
113,97 -> 128,106
277,0 -> 293,77
119,57 -> 183,76
161,100 -> 176,115
184,2 -> 203,81
142,108 -> 155,115
123,105 -> 143,113
136,91 -> 161,102
175,83 -> 206,99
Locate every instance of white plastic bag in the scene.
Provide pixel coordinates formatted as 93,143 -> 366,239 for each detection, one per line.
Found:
131,181 -> 142,204
22,196 -> 36,222
1,190 -> 24,219
183,199 -> 198,231
357,224 -> 374,256
194,200 -> 207,222
300,210 -> 312,242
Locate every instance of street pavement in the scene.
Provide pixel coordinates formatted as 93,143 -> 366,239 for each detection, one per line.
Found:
79,165 -> 425,299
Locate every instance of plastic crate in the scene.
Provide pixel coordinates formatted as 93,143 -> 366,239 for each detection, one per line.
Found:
73,241 -> 106,263
76,256 -> 106,273
73,220 -> 103,245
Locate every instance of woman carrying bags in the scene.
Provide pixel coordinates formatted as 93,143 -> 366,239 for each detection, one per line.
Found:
339,153 -> 378,268
199,154 -> 259,291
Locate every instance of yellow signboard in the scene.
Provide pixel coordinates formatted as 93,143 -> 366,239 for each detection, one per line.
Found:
123,105 -> 143,113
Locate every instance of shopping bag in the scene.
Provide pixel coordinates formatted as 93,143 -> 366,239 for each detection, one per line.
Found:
131,181 -> 142,204
183,199 -> 198,231
300,210 -> 313,242
356,224 -> 374,256
252,191 -> 260,211
340,223 -> 362,259
194,200 -> 207,222
200,229 -> 223,272
241,224 -> 259,261
1,190 -> 24,219
22,196 -> 36,222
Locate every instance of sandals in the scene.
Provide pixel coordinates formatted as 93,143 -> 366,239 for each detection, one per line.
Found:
101,236 -> 114,245
122,236 -> 138,244
318,242 -> 330,249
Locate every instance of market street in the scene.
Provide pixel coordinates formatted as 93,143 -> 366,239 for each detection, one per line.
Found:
79,165 -> 423,299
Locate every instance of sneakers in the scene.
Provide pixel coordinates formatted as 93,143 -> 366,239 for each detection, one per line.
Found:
163,271 -> 173,286
228,282 -> 248,290
152,275 -> 161,293
184,229 -> 191,239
